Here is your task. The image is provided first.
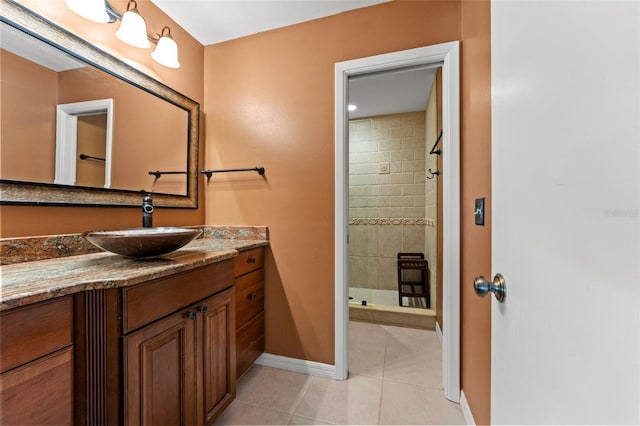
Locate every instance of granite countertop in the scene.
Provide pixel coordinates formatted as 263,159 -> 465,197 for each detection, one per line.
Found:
0,227 -> 268,311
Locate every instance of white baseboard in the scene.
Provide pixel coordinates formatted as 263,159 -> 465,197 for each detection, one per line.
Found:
436,321 -> 443,344
460,389 -> 476,426
255,353 -> 337,379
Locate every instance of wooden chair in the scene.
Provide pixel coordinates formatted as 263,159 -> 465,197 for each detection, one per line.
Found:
397,253 -> 430,308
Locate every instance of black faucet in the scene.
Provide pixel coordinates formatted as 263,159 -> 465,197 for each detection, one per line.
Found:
142,194 -> 153,228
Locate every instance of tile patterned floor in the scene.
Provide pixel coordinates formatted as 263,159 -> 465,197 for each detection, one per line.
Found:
214,321 -> 465,425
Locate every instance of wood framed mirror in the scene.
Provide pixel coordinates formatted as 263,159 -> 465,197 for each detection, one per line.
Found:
0,0 -> 199,208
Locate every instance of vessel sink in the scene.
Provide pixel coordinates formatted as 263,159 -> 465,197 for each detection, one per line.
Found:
83,227 -> 202,258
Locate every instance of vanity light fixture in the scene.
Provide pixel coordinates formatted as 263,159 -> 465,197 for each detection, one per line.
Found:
115,0 -> 150,48
65,0 -> 180,68
65,0 -> 112,23
151,27 -> 180,69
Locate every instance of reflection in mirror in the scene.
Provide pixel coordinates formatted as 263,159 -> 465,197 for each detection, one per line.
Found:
0,0 -> 199,208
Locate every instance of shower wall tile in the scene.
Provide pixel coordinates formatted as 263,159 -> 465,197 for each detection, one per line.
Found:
351,186 -> 378,197
348,111 -> 435,299
388,196 -> 413,207
413,196 -> 426,207
378,257 -> 399,291
378,207 -> 403,218
350,207 -> 378,218
378,226 -> 403,258
390,150 -> 415,162
379,139 -> 402,151
403,225 -> 425,253
349,225 -> 378,257
379,185 -> 402,196
403,207 -> 425,218
390,173 -> 415,185
402,184 -> 425,196
402,160 -> 426,172
390,162 -> 403,173
402,137 -> 425,149
350,119 -> 372,130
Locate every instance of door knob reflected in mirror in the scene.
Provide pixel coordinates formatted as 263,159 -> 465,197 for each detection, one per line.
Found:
474,273 -> 506,302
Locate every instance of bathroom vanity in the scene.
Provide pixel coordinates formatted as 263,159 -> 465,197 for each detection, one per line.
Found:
0,228 -> 267,425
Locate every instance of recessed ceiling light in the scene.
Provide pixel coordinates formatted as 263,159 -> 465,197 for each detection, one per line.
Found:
348,104 -> 357,112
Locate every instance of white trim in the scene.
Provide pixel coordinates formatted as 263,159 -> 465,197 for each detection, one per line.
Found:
460,390 -> 477,426
334,42 -> 461,401
255,353 -> 336,379
55,98 -> 114,188
436,321 -> 443,345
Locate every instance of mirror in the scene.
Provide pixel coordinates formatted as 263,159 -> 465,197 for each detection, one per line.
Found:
0,0 -> 199,208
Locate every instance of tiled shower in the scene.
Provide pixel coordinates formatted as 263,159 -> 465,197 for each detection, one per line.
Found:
348,80 -> 439,323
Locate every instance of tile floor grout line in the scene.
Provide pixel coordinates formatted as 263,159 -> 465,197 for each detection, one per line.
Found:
288,374 -> 315,420
377,323 -> 389,425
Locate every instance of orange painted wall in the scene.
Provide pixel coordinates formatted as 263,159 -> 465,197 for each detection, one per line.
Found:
0,0 -> 204,238
203,1 -> 460,365
1,50 -> 58,183
460,0 -> 492,424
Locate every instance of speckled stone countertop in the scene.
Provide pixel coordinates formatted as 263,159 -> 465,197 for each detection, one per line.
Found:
0,226 -> 268,311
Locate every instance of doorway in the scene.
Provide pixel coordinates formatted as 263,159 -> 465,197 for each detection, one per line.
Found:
347,65 -> 441,330
334,42 -> 460,402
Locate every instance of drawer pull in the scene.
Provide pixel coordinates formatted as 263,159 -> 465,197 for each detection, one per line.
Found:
247,257 -> 256,264
197,305 -> 208,314
185,311 -> 197,320
248,292 -> 257,301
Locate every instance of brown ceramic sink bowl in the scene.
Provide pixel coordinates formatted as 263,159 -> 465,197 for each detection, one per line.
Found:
83,227 -> 202,258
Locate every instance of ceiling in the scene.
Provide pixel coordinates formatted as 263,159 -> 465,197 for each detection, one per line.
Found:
150,0 -> 389,46
348,67 -> 437,119
149,0 -> 434,119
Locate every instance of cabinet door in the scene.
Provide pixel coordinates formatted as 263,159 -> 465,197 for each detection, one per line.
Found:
0,347 -> 73,425
123,309 -> 197,426
198,288 -> 236,425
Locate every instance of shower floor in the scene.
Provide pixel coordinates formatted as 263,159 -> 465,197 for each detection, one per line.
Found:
349,288 -> 435,330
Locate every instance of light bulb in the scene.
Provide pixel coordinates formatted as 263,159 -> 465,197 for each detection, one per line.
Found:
65,0 -> 110,23
115,1 -> 150,48
151,28 -> 180,69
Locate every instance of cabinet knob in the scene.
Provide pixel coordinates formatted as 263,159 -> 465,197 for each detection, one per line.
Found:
248,292 -> 257,301
185,311 -> 197,320
197,305 -> 208,314
247,257 -> 256,264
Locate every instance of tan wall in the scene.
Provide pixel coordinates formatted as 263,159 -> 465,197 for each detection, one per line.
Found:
1,0 -> 205,238
76,114 -> 107,187
0,50 -> 58,183
460,0 -> 492,424
204,1 -> 460,366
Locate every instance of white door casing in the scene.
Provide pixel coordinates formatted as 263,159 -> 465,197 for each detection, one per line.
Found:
335,41 -> 460,402
55,98 -> 114,188
491,1 -> 640,423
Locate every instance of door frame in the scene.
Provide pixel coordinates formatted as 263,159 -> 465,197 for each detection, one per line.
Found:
55,98 -> 114,188
334,41 -> 460,402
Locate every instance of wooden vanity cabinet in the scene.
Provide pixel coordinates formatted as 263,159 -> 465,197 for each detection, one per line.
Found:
234,248 -> 266,378
0,296 -> 74,425
75,259 -> 235,426
123,288 -> 234,425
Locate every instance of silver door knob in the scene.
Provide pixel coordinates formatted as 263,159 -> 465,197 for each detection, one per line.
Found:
474,273 -> 506,302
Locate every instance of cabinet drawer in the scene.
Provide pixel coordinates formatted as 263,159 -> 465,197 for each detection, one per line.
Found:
0,346 -> 73,425
235,269 -> 264,327
122,259 -> 233,333
234,248 -> 264,277
236,313 -> 265,378
0,296 -> 73,373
